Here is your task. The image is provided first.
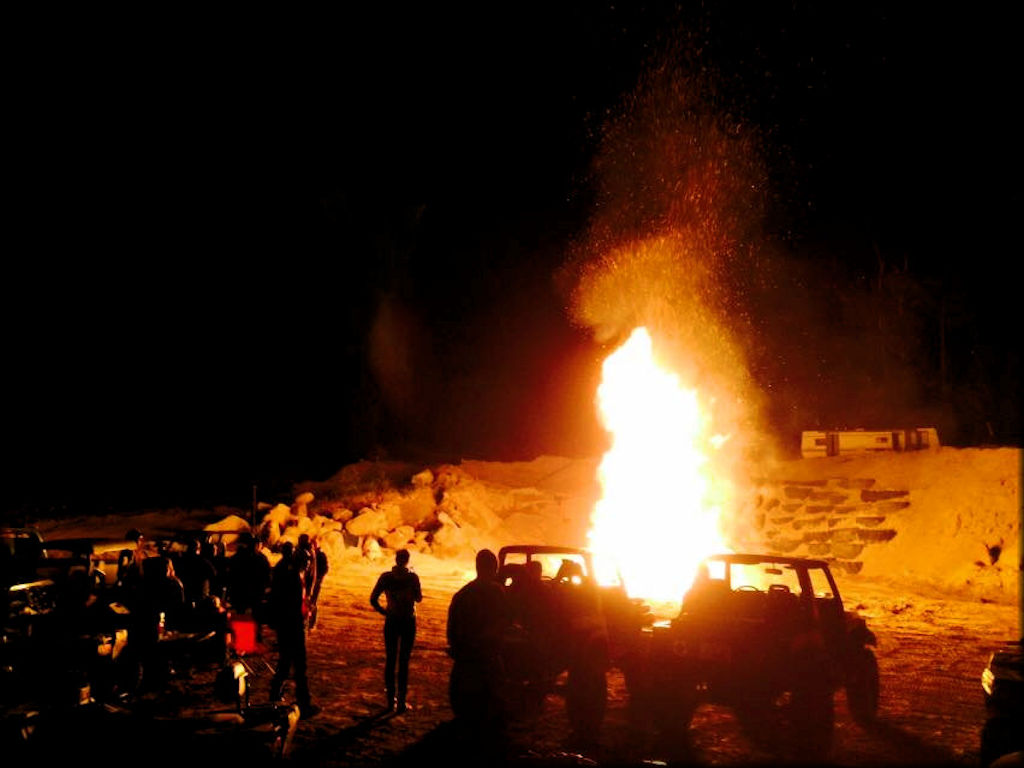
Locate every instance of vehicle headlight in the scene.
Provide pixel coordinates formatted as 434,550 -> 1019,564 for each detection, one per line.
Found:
982,666 -> 995,696
96,635 -> 113,657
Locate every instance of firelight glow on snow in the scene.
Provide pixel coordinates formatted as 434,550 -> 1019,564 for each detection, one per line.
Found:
587,327 -> 730,602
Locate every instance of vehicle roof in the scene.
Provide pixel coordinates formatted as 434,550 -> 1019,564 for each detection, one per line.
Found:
1,527 -> 43,538
498,545 -> 589,557
152,528 -> 230,540
43,536 -> 132,546
705,553 -> 831,569
7,578 -> 57,592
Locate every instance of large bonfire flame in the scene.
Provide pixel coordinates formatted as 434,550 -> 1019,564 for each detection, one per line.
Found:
588,326 -> 730,603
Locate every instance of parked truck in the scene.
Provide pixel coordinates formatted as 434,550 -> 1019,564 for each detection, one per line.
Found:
629,553 -> 879,759
487,545 -> 653,739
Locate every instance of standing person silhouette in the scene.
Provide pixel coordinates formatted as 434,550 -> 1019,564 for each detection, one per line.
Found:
446,548 -> 512,753
369,548 -> 422,712
268,541 -> 318,719
296,533 -> 328,630
176,536 -> 216,610
309,537 -> 329,630
116,528 -> 149,604
228,533 -> 271,615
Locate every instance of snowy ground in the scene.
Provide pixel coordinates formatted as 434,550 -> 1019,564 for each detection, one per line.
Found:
31,446 -> 1021,609
9,554 -> 1014,766
13,446 -> 1021,765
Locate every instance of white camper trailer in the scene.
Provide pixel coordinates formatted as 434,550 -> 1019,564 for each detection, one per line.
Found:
800,427 -> 939,458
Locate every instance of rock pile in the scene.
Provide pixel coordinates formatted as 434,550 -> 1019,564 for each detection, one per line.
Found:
252,463 -> 526,566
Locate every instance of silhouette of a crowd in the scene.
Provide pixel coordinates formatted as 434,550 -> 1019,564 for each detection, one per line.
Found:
2,525 -> 334,715
7,529 -> 541,763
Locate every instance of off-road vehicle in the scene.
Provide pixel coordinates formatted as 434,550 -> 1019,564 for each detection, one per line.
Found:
494,545 -> 652,738
2,527 -> 47,589
630,553 -> 879,758
980,637 -> 1023,767
2,575 -> 134,713
36,536 -> 137,589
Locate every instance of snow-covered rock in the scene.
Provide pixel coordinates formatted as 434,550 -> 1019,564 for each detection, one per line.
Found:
347,508 -> 388,538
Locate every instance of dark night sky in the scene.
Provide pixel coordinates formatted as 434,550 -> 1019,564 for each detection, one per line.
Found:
5,3 -> 1018,515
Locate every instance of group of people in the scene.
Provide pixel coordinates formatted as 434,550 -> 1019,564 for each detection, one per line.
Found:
110,533 -> 517,742
231,532 -> 328,720
261,544 -> 510,736
113,529 -> 242,621
28,531 -> 530,754
57,528 -> 516,734
109,528 -> 329,709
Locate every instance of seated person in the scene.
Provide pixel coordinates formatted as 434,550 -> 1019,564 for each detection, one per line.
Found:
554,559 -> 584,584
680,563 -> 729,613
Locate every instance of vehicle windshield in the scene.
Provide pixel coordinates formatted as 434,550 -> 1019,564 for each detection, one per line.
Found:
502,552 -> 589,581
41,546 -> 80,559
728,562 -> 803,594
2,531 -> 44,561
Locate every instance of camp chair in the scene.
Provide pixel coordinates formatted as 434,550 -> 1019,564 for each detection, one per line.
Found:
212,620 -> 299,759
226,613 -> 275,681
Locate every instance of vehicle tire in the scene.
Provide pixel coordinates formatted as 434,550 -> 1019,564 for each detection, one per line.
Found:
566,662 -> 607,740
734,690 -> 778,747
622,650 -> 653,728
846,647 -> 880,725
567,635 -> 609,739
642,667 -> 698,764
651,687 -> 698,732
520,677 -> 548,718
791,681 -> 834,760
110,640 -> 144,695
449,660 -> 485,721
981,716 -> 1022,768
642,657 -> 699,733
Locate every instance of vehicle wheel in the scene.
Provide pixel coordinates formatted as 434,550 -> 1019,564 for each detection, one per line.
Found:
113,654 -> 143,700
790,681 -> 834,760
846,647 -> 880,725
981,716 -> 1021,768
734,690 -> 778,747
449,660 -> 485,720
503,669 -> 549,720
643,670 -> 698,763
566,662 -> 607,739
651,687 -> 697,732
622,651 -> 652,727
521,678 -> 548,717
640,658 -> 699,731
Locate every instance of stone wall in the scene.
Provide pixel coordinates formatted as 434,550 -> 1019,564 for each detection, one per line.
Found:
748,476 -> 909,575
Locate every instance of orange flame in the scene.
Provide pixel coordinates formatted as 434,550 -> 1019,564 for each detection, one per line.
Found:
587,326 -> 730,603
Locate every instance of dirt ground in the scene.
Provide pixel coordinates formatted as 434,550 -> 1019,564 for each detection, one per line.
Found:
295,562 -> 1020,767
5,554 -> 1018,767
153,557 -> 1019,767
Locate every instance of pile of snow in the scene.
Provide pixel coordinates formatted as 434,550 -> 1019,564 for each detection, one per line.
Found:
275,448 -> 1019,606
29,448 -> 1019,606
258,458 -> 602,568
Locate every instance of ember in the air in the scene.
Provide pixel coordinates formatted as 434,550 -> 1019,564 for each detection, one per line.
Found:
588,326 -> 730,603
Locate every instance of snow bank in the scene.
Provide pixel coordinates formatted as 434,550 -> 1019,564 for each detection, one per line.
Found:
854,449 -> 1020,603
290,448 -> 1019,606
282,457 -> 602,566
27,448 -> 1019,607
758,448 -> 1020,604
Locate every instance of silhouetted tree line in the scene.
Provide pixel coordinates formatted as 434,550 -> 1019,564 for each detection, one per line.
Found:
745,243 -> 1019,451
